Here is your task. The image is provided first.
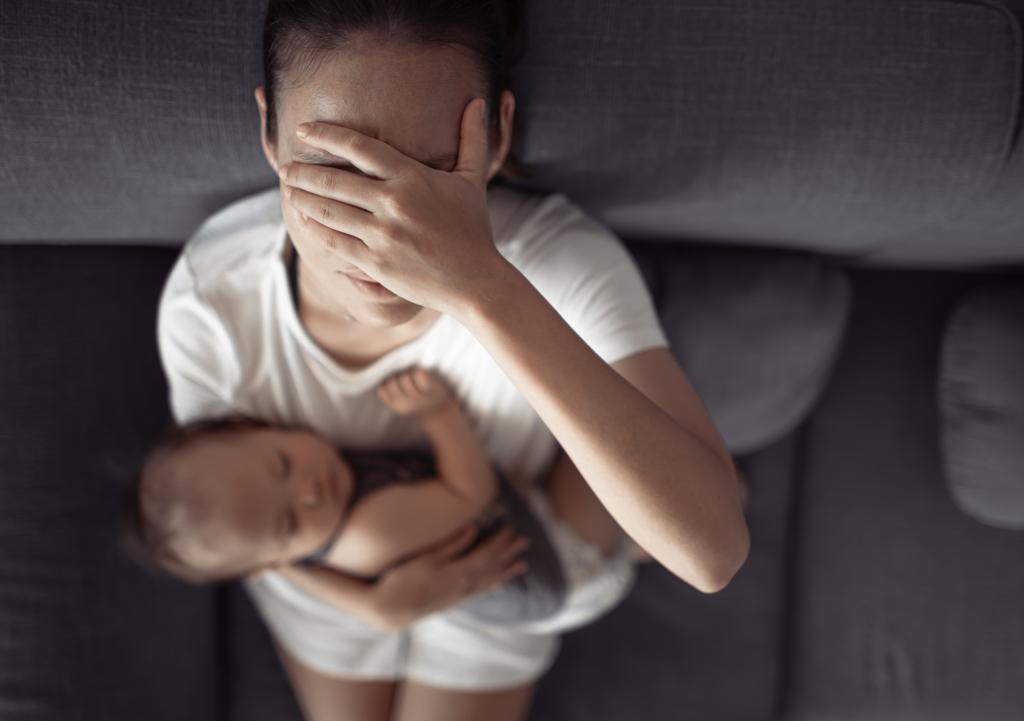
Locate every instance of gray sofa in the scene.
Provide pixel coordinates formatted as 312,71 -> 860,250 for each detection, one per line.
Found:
2,1 -> 1022,720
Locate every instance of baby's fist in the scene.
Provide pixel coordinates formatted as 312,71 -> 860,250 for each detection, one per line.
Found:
377,368 -> 453,418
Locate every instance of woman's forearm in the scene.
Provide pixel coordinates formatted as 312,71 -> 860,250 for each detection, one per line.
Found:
273,565 -> 396,630
456,260 -> 749,592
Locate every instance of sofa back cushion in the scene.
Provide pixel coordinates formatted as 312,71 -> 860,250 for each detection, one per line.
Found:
510,0 -> 1021,253
0,0 -> 1020,264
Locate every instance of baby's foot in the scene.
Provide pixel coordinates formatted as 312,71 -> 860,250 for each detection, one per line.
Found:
377,368 -> 454,418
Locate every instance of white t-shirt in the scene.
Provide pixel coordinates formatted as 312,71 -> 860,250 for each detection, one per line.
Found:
157,183 -> 668,490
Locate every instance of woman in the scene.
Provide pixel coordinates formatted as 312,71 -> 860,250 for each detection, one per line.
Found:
157,1 -> 750,719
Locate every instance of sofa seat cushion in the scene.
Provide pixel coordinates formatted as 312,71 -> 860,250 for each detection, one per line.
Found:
939,284 -> 1024,530
786,270 -> 1024,721
0,246 -> 222,721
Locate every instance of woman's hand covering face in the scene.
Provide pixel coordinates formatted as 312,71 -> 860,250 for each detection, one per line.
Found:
278,97 -> 508,317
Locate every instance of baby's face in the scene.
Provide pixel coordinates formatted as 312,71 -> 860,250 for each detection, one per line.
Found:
154,427 -> 354,575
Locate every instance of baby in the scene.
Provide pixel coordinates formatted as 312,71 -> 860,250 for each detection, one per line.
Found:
126,367 -> 566,625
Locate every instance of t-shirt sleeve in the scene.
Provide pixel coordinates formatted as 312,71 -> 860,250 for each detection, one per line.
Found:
516,196 -> 669,366
156,252 -> 240,424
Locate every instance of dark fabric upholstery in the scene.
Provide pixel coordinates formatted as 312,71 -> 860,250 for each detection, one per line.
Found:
530,435 -> 799,721
785,270 -> 1024,721
939,284 -> 1024,530
1,0 -> 1023,266
649,245 -> 851,454
0,1 -> 269,243
508,0 -> 1021,258
0,246 -> 222,720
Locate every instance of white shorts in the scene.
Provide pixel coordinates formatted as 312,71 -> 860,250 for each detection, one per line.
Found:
243,487 -> 637,691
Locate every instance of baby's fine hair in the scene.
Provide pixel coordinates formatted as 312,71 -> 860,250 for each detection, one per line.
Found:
119,415 -> 272,585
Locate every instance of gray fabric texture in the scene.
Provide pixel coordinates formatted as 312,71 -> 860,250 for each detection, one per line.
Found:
531,435 -> 799,721
508,0 -> 1022,257
654,247 -> 851,454
787,270 -> 1024,721
939,285 -> 1024,530
2,0 -> 1024,267
0,0 -> 270,243
0,246 -> 222,721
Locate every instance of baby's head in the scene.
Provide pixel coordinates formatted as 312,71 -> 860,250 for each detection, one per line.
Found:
125,416 -> 354,583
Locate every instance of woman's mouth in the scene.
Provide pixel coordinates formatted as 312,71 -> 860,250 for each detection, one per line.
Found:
347,274 -> 397,299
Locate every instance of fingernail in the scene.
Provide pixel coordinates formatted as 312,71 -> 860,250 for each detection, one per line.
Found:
296,124 -> 310,139
479,99 -> 487,121
283,186 -> 293,200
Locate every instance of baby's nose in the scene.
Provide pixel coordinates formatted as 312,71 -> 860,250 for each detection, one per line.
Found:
296,474 -> 323,507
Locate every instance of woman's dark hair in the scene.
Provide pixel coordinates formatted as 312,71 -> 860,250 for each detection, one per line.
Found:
261,0 -> 533,181
118,415 -> 273,585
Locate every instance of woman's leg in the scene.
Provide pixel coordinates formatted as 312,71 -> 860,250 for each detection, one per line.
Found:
391,680 -> 536,721
273,639 -> 399,721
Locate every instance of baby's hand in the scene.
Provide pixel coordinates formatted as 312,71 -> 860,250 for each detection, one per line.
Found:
377,368 -> 454,419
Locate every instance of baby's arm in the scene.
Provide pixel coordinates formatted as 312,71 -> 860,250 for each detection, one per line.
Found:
269,525 -> 528,630
378,368 -> 497,508
324,369 -> 498,576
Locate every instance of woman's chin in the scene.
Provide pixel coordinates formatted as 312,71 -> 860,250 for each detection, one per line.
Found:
346,297 -> 424,327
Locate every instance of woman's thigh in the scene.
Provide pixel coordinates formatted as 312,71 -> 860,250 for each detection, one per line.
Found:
392,681 -> 536,721
273,639 -> 399,721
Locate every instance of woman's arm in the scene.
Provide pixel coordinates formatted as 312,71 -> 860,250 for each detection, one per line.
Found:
458,268 -> 749,593
269,524 -> 528,631
277,101 -> 749,590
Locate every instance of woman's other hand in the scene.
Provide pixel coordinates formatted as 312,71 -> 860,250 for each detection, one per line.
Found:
278,97 -> 511,316
369,524 -> 529,630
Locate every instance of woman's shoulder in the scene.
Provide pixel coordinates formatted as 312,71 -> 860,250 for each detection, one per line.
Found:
488,183 -> 634,285
489,183 -> 582,248
177,187 -> 286,297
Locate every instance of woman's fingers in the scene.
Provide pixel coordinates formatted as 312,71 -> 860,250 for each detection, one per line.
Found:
287,186 -> 376,241
425,524 -> 479,562
496,532 -> 530,566
289,191 -> 375,270
453,97 -> 491,188
296,122 -> 407,180
457,527 -> 523,574
279,161 -> 380,214
397,371 -> 419,398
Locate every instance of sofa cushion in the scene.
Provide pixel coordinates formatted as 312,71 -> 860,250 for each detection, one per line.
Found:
1,0 -> 1021,267
0,246 -> 222,721
787,270 -> 1024,721
509,0 -> 1022,258
531,434 -> 799,721
939,285 -> 1024,530
653,247 -> 851,454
